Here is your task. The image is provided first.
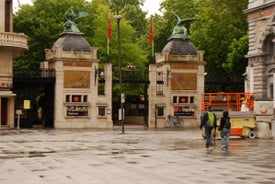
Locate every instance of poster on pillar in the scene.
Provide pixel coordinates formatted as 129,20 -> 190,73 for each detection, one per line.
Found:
171,73 -> 197,90
64,71 -> 90,88
174,106 -> 194,116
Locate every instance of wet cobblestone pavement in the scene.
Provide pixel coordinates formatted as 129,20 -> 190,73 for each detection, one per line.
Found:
0,127 -> 275,184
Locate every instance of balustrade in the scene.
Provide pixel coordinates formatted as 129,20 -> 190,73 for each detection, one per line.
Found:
0,32 -> 28,49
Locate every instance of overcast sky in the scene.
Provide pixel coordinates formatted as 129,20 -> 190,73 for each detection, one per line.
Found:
13,0 -> 163,16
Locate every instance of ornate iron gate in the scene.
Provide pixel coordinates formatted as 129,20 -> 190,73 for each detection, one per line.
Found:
13,69 -> 55,128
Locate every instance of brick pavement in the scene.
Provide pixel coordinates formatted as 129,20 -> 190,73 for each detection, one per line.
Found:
0,127 -> 274,184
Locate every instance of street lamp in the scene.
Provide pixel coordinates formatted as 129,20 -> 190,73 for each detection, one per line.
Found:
126,63 -> 136,71
114,12 -> 124,133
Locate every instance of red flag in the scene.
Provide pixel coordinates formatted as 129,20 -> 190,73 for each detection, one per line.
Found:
108,12 -> 112,40
149,18 -> 154,45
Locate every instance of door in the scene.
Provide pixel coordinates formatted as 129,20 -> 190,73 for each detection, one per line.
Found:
1,98 -> 8,125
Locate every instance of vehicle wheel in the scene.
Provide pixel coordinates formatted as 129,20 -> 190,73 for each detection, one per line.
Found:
247,130 -> 256,139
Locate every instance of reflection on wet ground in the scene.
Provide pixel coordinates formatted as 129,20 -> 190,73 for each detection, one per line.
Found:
0,129 -> 274,157
0,128 -> 275,183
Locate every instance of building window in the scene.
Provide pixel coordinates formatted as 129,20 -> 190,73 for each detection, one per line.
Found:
190,96 -> 194,103
65,94 -> 89,117
156,72 -> 163,95
172,96 -> 195,116
65,95 -> 88,103
98,106 -> 106,116
173,96 -> 195,104
157,107 -> 164,116
179,96 -> 188,103
84,95 -> 88,102
72,95 -> 81,102
173,96 -> 177,103
5,0 -> 11,32
98,83 -> 105,95
66,95 -> 70,102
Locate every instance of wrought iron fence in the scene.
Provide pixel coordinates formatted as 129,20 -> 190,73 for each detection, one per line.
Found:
113,71 -> 149,84
13,69 -> 55,78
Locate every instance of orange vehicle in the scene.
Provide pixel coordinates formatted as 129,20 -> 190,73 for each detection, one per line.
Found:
201,92 -> 256,138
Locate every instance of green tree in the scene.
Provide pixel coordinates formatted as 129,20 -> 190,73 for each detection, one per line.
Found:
190,0 -> 248,92
154,0 -> 197,53
13,0 -> 95,69
13,0 -> 148,71
14,0 -> 149,96
223,35 -> 248,82
13,0 -> 249,94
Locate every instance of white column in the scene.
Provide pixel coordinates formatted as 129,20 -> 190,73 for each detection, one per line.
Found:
249,66 -> 254,93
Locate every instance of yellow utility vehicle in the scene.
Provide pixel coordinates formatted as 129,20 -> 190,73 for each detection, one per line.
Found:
201,92 -> 256,138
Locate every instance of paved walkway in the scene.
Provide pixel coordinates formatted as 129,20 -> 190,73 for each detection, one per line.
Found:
0,127 -> 275,184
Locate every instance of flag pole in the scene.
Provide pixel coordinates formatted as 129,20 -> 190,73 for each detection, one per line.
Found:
107,12 -> 112,63
107,38 -> 110,55
152,40 -> 154,58
149,17 -> 155,63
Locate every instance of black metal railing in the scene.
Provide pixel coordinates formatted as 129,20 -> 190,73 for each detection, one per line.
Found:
113,71 -> 149,84
14,69 -> 151,84
13,69 -> 55,78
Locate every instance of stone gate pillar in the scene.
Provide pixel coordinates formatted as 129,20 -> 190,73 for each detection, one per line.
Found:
148,38 -> 205,128
44,32 -> 113,128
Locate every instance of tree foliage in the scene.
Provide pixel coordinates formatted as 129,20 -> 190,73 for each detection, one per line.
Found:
190,0 -> 248,92
14,0 -> 149,97
14,0 -> 249,93
153,0 -> 197,53
223,35 -> 248,80
14,0 -> 148,70
14,0 -> 95,68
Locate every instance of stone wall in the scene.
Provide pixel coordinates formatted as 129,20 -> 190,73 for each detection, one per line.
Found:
245,0 -> 275,101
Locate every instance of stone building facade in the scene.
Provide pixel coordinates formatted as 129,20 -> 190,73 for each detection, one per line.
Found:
0,0 -> 28,128
1,3 -> 205,129
244,0 -> 275,109
43,32 -> 113,128
148,38 -> 205,127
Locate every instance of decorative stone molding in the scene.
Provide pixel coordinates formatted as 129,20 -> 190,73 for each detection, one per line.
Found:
0,32 -> 28,49
45,46 -> 99,61
259,26 -> 275,51
155,51 -> 206,65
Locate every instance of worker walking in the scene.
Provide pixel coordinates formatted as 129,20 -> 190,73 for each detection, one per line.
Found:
200,106 -> 217,152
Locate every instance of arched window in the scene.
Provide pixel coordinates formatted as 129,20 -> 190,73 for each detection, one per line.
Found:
262,34 -> 274,62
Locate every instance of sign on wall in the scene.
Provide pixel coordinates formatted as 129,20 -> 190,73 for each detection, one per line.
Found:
24,100 -> 31,109
0,82 -> 12,91
64,71 -> 90,88
171,73 -> 197,90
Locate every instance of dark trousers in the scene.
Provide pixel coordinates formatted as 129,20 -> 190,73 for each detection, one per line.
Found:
205,126 -> 213,148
